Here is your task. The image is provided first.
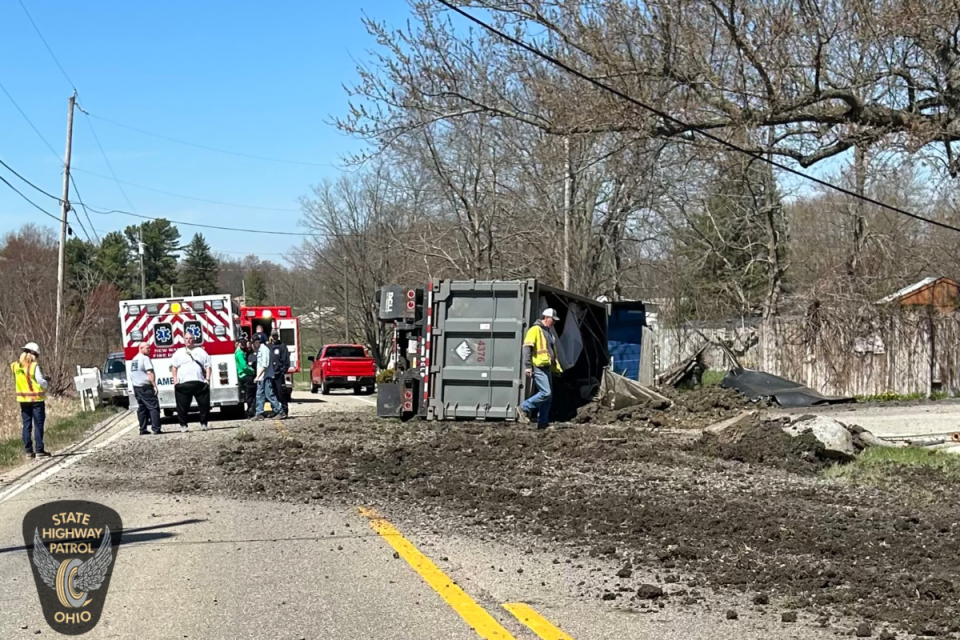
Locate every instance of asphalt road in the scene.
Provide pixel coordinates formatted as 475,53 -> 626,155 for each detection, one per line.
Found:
0,391 -> 848,639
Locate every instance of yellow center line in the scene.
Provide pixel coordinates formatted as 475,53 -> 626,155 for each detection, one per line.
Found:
358,507 -> 517,640
503,602 -> 577,640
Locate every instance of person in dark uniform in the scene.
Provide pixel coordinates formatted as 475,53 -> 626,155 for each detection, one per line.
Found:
131,342 -> 161,434
269,331 -> 290,418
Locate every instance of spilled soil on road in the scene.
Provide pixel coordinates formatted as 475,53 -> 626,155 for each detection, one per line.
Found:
91,407 -> 959,636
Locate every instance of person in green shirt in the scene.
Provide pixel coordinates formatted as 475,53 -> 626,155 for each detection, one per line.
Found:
235,337 -> 256,418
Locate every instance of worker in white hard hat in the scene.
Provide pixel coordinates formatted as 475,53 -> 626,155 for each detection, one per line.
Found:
11,342 -> 50,458
518,308 -> 563,428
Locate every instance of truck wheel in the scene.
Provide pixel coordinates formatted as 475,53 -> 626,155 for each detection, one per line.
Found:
163,409 -> 175,418
321,382 -> 330,395
363,386 -> 375,396
353,385 -> 362,395
310,383 -> 318,394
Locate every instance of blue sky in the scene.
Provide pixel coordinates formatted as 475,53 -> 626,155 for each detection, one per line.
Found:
0,0 -> 409,260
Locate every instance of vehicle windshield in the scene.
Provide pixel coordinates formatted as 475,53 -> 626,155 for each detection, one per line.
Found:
324,346 -> 365,358
104,358 -> 125,374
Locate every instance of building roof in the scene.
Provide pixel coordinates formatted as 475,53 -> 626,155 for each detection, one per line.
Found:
876,277 -> 958,304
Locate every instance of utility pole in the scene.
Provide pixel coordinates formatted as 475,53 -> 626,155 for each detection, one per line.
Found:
138,224 -> 146,298
54,91 -> 77,359
562,135 -> 572,291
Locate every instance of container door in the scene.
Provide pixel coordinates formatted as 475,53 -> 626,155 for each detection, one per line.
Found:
428,280 -> 529,420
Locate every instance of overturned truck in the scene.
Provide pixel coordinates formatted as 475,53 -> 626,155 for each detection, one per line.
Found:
376,279 -> 609,421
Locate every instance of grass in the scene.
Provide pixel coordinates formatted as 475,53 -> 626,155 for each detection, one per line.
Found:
0,406 -> 112,472
854,390 -> 954,402
701,369 -> 727,386
824,446 -> 960,485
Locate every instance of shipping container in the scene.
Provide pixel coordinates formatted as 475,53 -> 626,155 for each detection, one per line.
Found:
421,279 -> 608,421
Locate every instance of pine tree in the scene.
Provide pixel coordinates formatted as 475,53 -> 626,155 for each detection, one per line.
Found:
95,232 -> 132,295
244,269 -> 268,305
124,220 -> 180,297
178,233 -> 220,295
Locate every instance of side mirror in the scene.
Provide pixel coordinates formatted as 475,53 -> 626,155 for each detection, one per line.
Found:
307,356 -> 315,362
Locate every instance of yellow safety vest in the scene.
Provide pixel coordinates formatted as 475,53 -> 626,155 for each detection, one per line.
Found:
523,324 -> 563,373
12,361 -> 45,403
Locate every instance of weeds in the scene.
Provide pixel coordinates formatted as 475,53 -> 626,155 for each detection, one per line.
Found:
235,429 -> 256,442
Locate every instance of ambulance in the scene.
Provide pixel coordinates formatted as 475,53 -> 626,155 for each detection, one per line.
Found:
238,305 -> 301,397
119,294 -> 244,418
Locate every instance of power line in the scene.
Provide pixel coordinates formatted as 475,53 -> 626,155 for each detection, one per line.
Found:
77,106 -> 138,214
0,158 -> 62,201
0,173 -> 72,229
71,167 -> 302,212
435,0 -> 960,234
84,204 -> 329,237
15,0 -> 77,91
0,81 -> 63,162
69,175 -> 100,243
85,112 -> 337,168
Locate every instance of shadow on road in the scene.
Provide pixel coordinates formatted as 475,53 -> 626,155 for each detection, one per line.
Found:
0,518 -> 206,555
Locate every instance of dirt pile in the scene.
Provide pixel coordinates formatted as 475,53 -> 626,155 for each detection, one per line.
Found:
575,385 -> 758,430
128,412 -> 960,635
694,416 -> 831,473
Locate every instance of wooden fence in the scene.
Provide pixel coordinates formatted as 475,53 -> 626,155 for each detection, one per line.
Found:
658,308 -> 959,397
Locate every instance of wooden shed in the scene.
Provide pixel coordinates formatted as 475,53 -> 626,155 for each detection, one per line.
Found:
877,277 -> 959,313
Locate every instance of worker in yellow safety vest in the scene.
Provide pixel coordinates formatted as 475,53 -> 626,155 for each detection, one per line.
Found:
11,342 -> 50,458
518,308 -> 562,428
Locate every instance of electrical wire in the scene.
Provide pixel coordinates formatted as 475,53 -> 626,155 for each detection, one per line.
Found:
85,112 -> 337,168
69,175 -> 100,243
0,81 -> 63,162
71,167 -> 302,212
84,204 -> 332,237
16,0 -> 77,91
434,0 -> 960,234
77,105 -> 138,214
0,158 -> 62,201
0,173 -> 70,229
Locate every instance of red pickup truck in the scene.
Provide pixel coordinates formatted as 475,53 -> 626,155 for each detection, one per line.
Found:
309,344 -> 376,395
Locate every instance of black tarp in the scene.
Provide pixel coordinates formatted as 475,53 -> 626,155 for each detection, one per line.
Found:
721,367 -> 856,408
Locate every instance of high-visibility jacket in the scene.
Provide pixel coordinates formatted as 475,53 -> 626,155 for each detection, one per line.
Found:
12,361 -> 45,403
523,323 -> 563,373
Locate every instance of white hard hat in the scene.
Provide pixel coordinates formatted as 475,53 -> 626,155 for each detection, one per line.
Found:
542,308 -> 560,321
23,342 -> 40,355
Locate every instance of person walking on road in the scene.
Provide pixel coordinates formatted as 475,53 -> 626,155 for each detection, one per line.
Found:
269,331 -> 290,419
236,338 -> 256,418
131,342 -> 162,435
252,335 -> 280,420
518,308 -> 563,429
12,342 -> 49,458
170,333 -> 212,432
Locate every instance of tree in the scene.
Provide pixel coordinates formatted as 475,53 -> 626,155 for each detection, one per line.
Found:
124,220 -> 179,298
94,232 -> 132,295
244,269 -> 268,306
178,233 -> 220,295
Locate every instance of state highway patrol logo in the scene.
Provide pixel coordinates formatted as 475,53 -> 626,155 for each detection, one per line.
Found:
23,500 -> 122,635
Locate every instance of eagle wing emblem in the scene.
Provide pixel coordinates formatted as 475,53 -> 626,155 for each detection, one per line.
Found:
32,526 -> 113,593
31,528 -> 59,589
75,526 -> 113,592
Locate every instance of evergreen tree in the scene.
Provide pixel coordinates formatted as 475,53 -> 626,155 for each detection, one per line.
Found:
95,232 -> 133,295
244,269 -> 268,305
124,220 -> 180,297
178,233 -> 220,295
